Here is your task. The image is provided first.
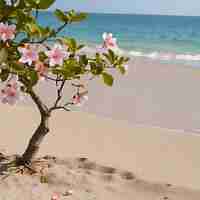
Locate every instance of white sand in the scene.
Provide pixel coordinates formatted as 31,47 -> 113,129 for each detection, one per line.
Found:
0,104 -> 200,199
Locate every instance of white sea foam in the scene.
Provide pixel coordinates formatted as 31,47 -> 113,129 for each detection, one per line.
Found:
175,54 -> 200,61
129,50 -> 200,62
129,51 -> 143,57
82,45 -> 200,65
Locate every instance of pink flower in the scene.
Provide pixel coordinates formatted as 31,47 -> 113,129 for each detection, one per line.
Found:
0,78 -> 21,105
72,92 -> 88,107
35,61 -> 48,80
18,45 -> 39,66
51,193 -> 60,200
102,32 -> 117,49
0,23 -> 16,42
45,44 -> 68,67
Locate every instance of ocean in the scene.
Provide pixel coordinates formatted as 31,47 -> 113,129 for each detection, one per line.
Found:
38,12 -> 200,66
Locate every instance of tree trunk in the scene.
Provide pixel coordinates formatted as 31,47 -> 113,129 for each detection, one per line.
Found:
18,80 -> 50,164
21,114 -> 50,163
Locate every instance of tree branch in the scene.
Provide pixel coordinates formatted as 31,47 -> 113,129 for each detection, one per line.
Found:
20,21 -> 68,45
40,22 -> 68,43
42,74 -> 64,82
54,80 -> 66,107
49,102 -> 73,113
49,106 -> 71,112
48,79 -> 69,114
30,22 -> 68,44
35,7 -> 39,20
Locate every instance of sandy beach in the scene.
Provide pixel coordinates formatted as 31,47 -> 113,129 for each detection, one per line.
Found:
1,59 -> 200,199
0,105 -> 200,199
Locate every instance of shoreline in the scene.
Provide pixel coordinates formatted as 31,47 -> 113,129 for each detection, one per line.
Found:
83,44 -> 200,67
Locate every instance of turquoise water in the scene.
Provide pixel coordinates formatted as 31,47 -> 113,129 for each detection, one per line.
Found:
38,12 -> 200,65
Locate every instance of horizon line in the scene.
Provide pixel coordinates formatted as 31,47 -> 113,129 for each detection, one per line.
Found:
48,9 -> 200,17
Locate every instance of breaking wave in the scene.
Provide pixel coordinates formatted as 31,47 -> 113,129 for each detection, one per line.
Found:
82,45 -> 200,66
129,50 -> 200,62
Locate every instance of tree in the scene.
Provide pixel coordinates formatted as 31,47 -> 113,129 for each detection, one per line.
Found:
0,0 -> 129,168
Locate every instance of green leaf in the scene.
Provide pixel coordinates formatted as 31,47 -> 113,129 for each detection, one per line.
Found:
25,22 -> 41,36
103,49 -> 116,64
27,69 -> 39,87
54,9 -> 68,22
16,0 -> 26,9
25,0 -> 37,7
40,175 -> 49,184
77,44 -> 85,50
37,0 -> 55,9
79,55 -> 88,66
103,53 -> 111,62
118,65 -> 126,75
102,72 -> 114,86
61,37 -> 77,53
69,38 -> 77,49
9,63 -> 38,86
54,10 -> 87,23
0,0 -> 6,8
90,62 -> 103,75
71,12 -> 87,22
10,62 -> 25,72
124,57 -> 130,62
0,48 -> 8,64
26,0 -> 55,9
0,4 -> 14,20
40,27 -> 55,38
108,49 -> 115,63
0,68 -> 9,82
39,52 -> 48,61
118,57 -> 124,65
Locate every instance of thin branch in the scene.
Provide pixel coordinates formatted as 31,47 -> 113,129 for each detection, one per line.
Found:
35,8 -> 39,20
71,83 -> 85,88
40,22 -> 68,43
48,79 -> 68,113
42,74 -> 64,82
49,102 -> 73,113
49,106 -> 70,112
32,22 -> 68,44
64,102 -> 74,107
21,22 -> 68,45
54,80 -> 66,107
55,22 -> 68,35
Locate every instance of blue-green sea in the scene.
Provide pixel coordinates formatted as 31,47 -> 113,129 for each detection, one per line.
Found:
38,12 -> 200,65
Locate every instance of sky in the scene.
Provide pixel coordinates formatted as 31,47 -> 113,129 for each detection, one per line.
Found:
50,0 -> 200,16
